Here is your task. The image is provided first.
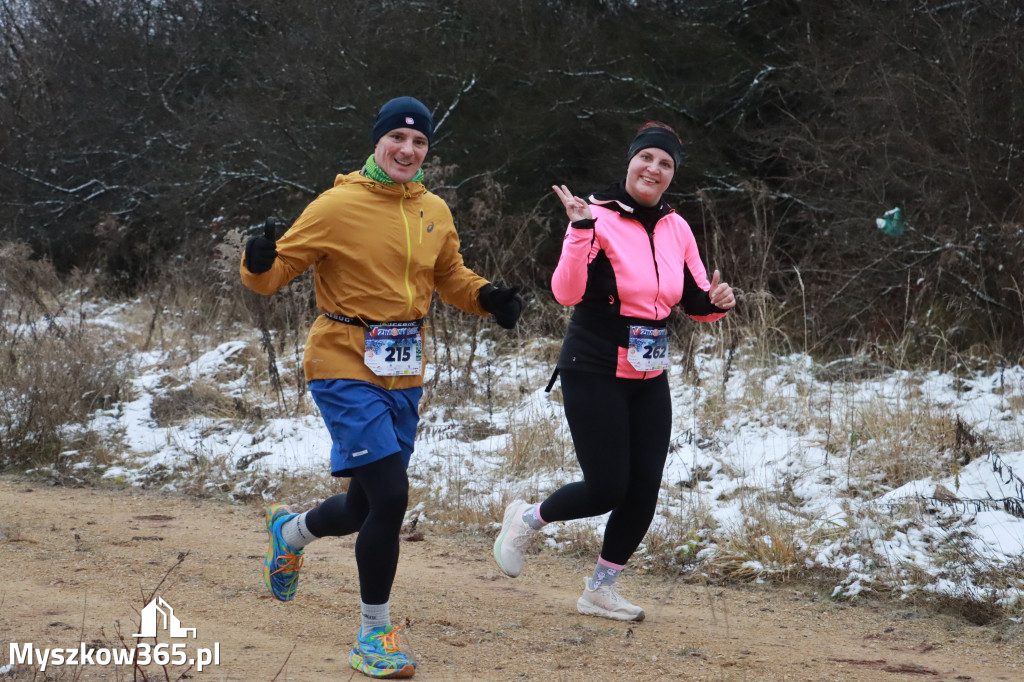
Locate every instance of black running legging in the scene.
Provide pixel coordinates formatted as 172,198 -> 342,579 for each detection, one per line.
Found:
303,452 -> 408,605
539,369 -> 672,566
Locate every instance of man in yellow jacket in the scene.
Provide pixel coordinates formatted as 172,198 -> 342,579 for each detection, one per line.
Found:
240,96 -> 523,679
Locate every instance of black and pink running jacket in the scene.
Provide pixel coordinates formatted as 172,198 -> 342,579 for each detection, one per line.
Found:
551,183 -> 728,380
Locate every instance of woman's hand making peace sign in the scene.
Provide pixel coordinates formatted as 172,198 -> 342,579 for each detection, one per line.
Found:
552,185 -> 593,222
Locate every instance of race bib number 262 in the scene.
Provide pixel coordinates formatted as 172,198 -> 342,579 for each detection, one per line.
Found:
626,325 -> 670,372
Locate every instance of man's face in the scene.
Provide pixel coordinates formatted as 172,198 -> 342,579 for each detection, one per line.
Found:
373,127 -> 429,183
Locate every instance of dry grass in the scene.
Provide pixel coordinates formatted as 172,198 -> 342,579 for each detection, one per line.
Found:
544,520 -> 603,562
150,381 -> 246,426
704,507 -> 812,584
836,394 -> 957,490
500,406 -> 572,477
638,485 -> 720,574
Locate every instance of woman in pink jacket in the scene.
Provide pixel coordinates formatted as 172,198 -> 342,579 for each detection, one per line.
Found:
494,122 -> 735,621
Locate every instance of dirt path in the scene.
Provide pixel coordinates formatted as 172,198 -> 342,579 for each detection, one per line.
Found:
0,477 -> 1020,681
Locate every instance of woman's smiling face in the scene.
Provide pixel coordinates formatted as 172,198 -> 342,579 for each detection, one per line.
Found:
624,147 -> 674,207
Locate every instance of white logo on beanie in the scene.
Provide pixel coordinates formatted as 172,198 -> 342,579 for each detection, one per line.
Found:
405,116 -> 415,125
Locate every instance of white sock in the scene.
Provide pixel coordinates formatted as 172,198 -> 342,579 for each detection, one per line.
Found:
280,511 -> 317,550
361,600 -> 390,637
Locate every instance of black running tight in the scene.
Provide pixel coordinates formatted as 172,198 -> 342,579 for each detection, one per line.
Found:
539,369 -> 672,566
303,452 -> 408,605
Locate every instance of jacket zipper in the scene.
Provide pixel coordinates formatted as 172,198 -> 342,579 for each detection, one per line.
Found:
641,218 -> 662,380
399,190 -> 415,318
394,189 -> 416,390
640,219 -> 661,316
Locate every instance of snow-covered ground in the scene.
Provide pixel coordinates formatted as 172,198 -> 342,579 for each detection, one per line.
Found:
57,302 -> 1024,612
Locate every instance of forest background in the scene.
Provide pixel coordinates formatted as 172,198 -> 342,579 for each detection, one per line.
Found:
1,0 -> 1022,363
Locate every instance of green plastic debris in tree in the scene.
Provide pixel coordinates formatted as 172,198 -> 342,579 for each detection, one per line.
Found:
876,207 -> 905,236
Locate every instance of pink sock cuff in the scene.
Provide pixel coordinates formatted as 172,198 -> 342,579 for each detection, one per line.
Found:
534,503 -> 546,525
597,557 -> 626,571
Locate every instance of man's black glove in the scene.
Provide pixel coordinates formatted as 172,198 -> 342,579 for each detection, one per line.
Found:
479,284 -> 524,330
244,218 -> 281,274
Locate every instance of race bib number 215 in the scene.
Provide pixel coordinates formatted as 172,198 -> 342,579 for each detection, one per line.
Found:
363,323 -> 423,376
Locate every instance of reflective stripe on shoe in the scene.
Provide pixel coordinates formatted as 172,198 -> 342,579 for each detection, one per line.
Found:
576,576 -> 645,622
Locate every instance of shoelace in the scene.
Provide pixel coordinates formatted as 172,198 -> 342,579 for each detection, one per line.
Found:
511,531 -> 534,550
370,622 -> 406,654
589,582 -> 629,607
271,551 -> 304,577
511,516 -> 536,549
604,585 -> 629,607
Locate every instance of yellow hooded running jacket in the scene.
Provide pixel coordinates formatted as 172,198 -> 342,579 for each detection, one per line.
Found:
240,171 -> 491,390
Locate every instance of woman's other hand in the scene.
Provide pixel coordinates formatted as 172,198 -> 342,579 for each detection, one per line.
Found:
708,270 -> 736,310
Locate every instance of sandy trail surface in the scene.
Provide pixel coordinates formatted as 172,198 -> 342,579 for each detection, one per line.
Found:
1,477 -> 1020,681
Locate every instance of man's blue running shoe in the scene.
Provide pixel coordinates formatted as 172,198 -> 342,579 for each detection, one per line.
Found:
349,623 -> 416,679
263,503 -> 304,601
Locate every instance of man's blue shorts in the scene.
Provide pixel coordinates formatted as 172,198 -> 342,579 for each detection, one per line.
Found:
308,379 -> 423,477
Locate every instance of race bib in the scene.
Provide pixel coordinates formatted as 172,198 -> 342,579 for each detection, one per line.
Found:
363,323 -> 423,376
626,325 -> 670,371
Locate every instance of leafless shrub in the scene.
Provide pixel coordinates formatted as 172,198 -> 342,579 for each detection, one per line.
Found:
0,242 -> 132,468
